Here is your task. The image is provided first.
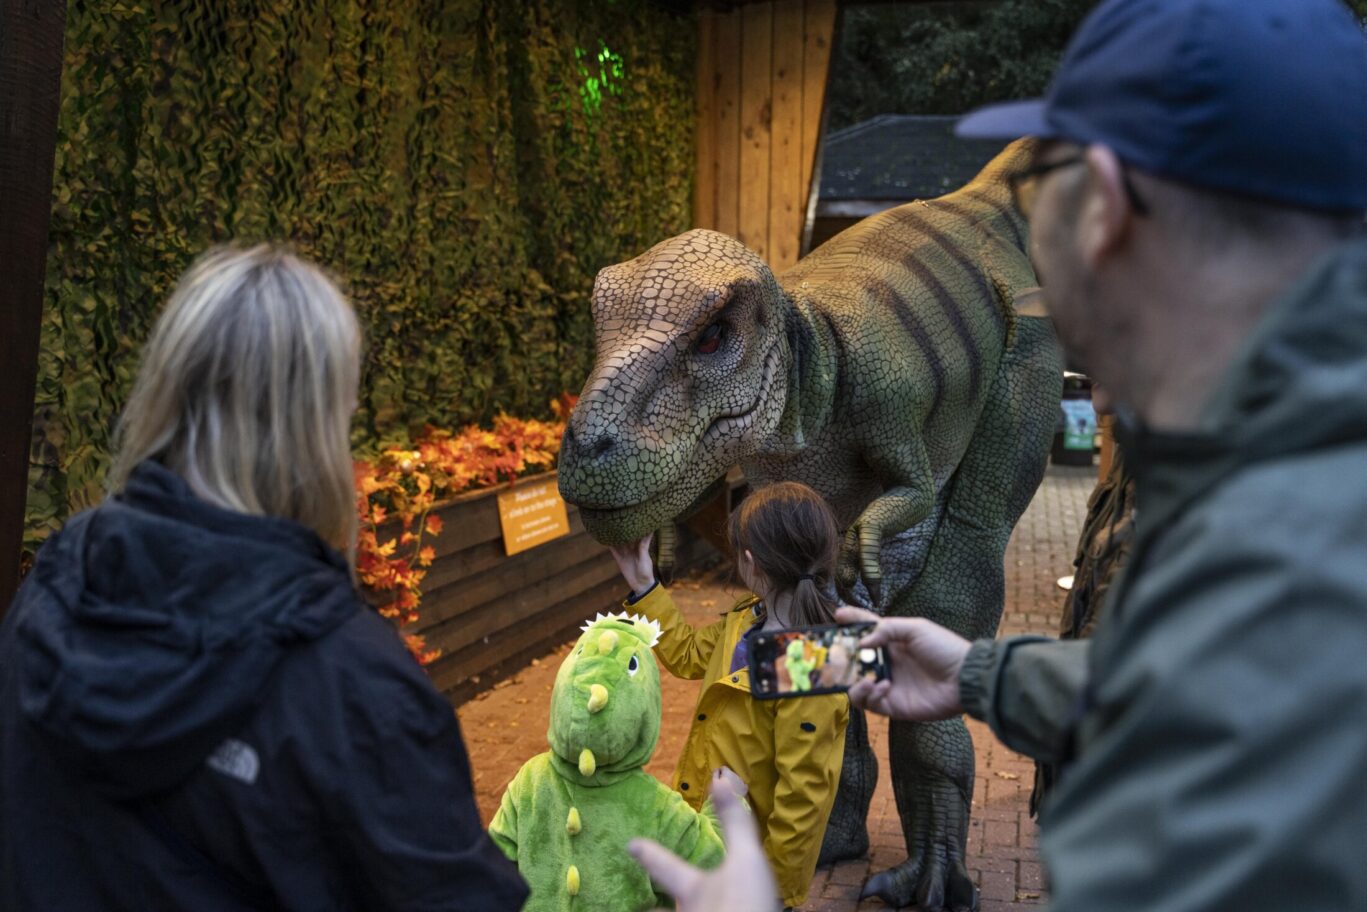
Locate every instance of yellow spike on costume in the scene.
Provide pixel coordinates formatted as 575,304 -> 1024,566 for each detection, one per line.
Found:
597,630 -> 619,655
587,684 -> 609,713
566,806 -> 582,835
566,865 -> 580,896
579,748 -> 596,777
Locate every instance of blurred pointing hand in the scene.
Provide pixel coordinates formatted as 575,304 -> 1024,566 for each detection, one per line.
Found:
629,770 -> 779,912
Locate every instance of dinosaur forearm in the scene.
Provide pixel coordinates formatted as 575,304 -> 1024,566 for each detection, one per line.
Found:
845,486 -> 935,582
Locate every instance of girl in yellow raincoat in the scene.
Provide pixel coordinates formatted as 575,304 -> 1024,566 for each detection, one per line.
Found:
609,482 -> 849,910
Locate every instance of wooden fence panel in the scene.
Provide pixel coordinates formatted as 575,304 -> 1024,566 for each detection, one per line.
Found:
694,0 -> 836,272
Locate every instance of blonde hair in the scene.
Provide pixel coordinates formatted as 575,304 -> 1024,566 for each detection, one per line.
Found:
109,244 -> 361,556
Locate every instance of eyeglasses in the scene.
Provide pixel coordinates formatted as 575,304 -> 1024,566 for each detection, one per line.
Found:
1007,154 -> 1151,219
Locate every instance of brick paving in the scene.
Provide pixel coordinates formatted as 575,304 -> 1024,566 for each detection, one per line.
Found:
458,464 -> 1096,910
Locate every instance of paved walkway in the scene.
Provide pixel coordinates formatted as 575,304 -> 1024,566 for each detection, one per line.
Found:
458,464 -> 1096,910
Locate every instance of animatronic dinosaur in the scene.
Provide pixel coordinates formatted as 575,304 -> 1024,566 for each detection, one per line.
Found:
557,140 -> 1062,910
489,612 -> 726,911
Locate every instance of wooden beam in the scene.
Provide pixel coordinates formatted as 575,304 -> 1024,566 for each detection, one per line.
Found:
800,0 -> 837,256
694,9 -> 718,229
737,2 -> 773,258
767,0 -> 805,271
712,9 -> 742,238
0,0 -> 67,611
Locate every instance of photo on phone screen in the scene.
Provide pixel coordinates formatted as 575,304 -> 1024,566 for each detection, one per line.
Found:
749,623 -> 887,699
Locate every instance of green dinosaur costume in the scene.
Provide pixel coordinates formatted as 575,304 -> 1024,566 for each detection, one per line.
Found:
784,639 -> 814,692
489,612 -> 726,911
557,141 -> 1062,910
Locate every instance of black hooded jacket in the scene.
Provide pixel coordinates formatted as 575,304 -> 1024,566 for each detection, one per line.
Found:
0,461 -> 528,910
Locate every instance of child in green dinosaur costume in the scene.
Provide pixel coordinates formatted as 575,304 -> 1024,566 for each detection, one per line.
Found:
784,639 -> 815,692
489,612 -> 727,911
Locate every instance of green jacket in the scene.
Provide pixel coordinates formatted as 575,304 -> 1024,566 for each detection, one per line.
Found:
959,237 -> 1367,910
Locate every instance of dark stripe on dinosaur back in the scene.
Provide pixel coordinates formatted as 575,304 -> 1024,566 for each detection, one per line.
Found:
894,246 -> 984,404
958,191 -> 1027,252
866,278 -> 946,425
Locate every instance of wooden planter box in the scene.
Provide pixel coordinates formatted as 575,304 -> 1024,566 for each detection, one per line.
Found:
392,469 -> 748,705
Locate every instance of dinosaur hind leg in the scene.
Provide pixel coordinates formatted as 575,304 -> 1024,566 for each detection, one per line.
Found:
865,316 -> 1062,911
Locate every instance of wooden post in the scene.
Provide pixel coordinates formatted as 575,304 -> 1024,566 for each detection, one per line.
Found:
0,0 -> 67,610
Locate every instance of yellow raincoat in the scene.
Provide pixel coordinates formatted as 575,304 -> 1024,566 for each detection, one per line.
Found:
628,585 -> 848,908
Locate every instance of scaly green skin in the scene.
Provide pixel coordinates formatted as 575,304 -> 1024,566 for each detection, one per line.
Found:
559,141 -> 1062,911
489,615 -> 725,911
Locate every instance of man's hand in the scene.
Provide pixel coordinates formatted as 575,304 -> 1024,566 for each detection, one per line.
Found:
629,771 -> 780,912
835,606 -> 971,721
608,535 -> 655,596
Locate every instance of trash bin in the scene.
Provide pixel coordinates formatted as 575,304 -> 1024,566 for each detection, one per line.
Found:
1052,372 -> 1096,466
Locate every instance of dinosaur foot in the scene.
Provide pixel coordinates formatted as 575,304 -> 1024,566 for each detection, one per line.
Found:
860,851 -> 978,911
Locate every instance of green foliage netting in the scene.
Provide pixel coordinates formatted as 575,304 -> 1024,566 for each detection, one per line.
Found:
28,0 -> 694,551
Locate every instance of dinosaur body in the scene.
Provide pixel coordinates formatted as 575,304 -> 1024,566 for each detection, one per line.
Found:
558,141 -> 1062,910
489,613 -> 725,911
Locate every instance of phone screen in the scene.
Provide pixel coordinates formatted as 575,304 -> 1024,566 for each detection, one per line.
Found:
749,623 -> 887,699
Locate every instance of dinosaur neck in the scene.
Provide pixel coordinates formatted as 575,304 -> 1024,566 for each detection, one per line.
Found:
767,290 -> 839,454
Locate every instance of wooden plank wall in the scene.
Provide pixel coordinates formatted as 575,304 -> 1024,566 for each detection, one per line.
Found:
695,0 -> 838,272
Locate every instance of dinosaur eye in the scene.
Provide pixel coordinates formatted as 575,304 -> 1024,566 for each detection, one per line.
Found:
696,322 -> 723,354
627,654 -> 640,676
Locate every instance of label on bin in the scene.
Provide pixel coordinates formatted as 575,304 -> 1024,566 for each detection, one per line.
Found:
497,480 -> 571,556
1061,399 -> 1098,451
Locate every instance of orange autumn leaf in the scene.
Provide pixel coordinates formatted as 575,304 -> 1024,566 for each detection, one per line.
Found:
425,514 -> 444,536
418,546 -> 436,567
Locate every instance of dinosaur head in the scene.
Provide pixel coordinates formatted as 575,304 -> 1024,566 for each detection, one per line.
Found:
559,229 -> 791,543
547,612 -> 664,783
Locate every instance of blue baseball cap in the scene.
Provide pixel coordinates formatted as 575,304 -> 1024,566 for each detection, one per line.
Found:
957,0 -> 1367,212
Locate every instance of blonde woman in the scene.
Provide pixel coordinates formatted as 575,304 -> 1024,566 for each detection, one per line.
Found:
0,246 -> 528,910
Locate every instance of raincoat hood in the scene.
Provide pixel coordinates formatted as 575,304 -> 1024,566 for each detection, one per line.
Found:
1117,237 -> 1367,534
12,460 -> 360,801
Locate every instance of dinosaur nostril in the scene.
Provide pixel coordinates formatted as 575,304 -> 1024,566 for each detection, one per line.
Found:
586,435 -> 615,459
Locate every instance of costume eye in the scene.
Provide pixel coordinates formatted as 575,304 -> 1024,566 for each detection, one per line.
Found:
577,646 -> 584,655
696,322 -> 723,354
627,654 -> 640,676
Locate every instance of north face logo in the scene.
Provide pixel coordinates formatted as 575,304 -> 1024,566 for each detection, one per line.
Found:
206,738 -> 260,785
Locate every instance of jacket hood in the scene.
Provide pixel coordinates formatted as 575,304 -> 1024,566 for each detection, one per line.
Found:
13,461 -> 361,800
547,614 -> 662,787
1118,237 -> 1367,534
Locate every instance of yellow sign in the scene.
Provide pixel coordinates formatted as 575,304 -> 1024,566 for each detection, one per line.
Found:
497,480 -> 571,556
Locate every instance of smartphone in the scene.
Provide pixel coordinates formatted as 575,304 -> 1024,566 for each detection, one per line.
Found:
749,623 -> 888,699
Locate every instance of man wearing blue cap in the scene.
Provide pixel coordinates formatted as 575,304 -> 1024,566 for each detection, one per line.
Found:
634,0 -> 1367,909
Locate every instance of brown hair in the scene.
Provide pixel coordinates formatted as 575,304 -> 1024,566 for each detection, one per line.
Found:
727,481 -> 840,627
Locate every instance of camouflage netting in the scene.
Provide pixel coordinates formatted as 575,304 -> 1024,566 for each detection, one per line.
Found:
27,0 -> 694,557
